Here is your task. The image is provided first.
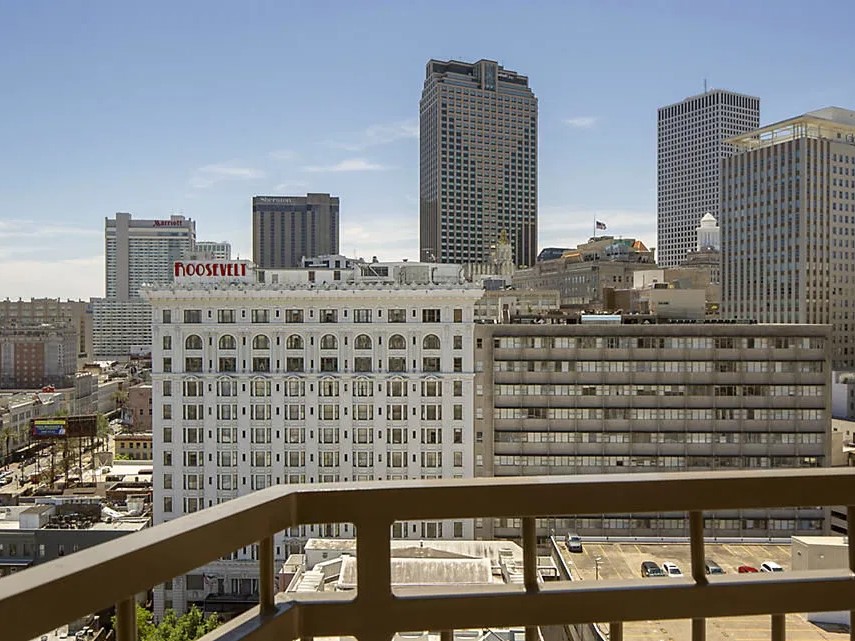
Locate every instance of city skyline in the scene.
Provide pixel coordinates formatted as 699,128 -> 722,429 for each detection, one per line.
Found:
3,2 -> 855,299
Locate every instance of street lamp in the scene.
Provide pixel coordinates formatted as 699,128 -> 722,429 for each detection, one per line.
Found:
594,556 -> 603,581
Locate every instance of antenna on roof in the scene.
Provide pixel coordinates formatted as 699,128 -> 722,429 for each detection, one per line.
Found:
704,77 -> 708,93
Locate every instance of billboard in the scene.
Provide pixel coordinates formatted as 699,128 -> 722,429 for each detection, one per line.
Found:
31,418 -> 66,439
30,415 -> 97,439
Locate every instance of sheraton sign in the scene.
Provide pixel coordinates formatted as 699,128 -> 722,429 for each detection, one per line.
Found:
173,261 -> 254,283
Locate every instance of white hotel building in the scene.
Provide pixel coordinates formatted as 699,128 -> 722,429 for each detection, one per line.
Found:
145,259 -> 482,616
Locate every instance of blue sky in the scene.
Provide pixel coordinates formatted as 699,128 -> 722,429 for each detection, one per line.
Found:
1,0 -> 853,299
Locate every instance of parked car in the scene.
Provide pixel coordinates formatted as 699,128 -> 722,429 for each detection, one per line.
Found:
704,559 -> 725,575
565,533 -> 583,553
662,562 -> 684,578
737,565 -> 759,573
760,561 -> 784,572
641,561 -> 666,577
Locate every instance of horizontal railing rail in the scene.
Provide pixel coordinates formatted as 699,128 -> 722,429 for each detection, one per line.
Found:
0,468 -> 854,641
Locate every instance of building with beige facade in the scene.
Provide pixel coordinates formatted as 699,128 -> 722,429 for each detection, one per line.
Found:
473,320 -> 830,540
722,107 -> 855,370
0,299 -> 92,366
0,323 -> 77,389
420,59 -> 537,267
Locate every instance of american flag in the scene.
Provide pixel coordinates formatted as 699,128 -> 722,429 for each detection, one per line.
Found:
596,221 -> 607,230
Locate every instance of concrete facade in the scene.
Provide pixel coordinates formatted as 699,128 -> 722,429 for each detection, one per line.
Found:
658,90 -> 760,267
722,107 -> 855,369
144,260 -> 482,616
420,59 -> 537,267
0,299 -> 92,365
252,194 -> 339,269
0,323 -> 77,389
473,322 -> 830,540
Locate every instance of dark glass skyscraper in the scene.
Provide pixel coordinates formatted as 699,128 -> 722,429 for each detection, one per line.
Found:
420,59 -> 537,267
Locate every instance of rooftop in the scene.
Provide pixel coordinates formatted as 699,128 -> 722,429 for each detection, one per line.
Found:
727,106 -> 855,150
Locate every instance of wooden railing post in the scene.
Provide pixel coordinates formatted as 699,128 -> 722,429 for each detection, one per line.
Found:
115,596 -> 136,641
848,505 -> 855,641
259,536 -> 275,615
689,511 -> 707,641
356,518 -> 393,641
523,516 -> 539,641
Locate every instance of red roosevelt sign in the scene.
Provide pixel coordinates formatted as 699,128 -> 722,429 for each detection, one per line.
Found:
174,262 -> 248,277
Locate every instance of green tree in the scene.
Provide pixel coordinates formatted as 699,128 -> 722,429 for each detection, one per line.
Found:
114,604 -> 219,641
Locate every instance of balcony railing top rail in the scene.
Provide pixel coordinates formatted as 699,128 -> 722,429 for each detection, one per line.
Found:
1,468 -> 855,641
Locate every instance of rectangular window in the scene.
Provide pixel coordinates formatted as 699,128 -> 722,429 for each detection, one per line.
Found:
162,404 -> 172,420
453,357 -> 462,372
218,357 -> 237,372
286,357 -> 304,372
453,380 -> 463,396
453,308 -> 463,323
353,404 -> 374,420
422,309 -> 441,323
184,310 -> 202,324
251,309 -> 270,323
388,357 -> 406,372
320,357 -> 338,372
162,335 -> 172,350
354,357 -> 372,372
319,404 -> 340,421
218,309 -> 236,323
163,358 -> 172,373
453,335 -> 462,349
354,309 -> 372,323
388,308 -> 406,323
252,357 -> 270,372
285,309 -> 304,323
163,380 -> 172,396
162,309 -> 172,324
320,309 -> 338,323
185,357 -> 203,373
423,357 -> 441,372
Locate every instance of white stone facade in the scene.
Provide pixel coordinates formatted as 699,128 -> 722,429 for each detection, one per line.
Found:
145,271 -> 482,616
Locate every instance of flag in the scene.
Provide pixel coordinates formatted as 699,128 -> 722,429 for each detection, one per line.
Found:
596,221 -> 607,230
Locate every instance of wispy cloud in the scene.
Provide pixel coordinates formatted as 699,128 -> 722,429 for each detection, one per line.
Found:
303,158 -> 389,173
0,220 -> 100,240
327,119 -> 418,151
190,163 -> 265,189
273,181 -> 308,193
268,149 -> 299,161
0,256 -> 104,299
564,116 -> 598,129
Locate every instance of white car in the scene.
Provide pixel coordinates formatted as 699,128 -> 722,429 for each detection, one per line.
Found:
662,562 -> 684,578
760,561 -> 784,572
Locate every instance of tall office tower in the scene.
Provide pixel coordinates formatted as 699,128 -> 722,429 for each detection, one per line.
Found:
145,260 -> 481,617
252,194 -> 340,269
657,89 -> 760,267
94,213 -> 196,359
189,241 -> 232,260
721,107 -> 855,368
105,213 -> 196,300
420,59 -> 538,268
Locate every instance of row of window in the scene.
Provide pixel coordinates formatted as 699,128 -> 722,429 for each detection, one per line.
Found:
165,379 -> 464,398
163,356 -> 465,374
495,455 -> 821,468
164,308 -> 463,324
494,384 -> 825,397
494,408 -> 825,420
494,360 -> 824,373
494,431 -> 824,445
168,449 -> 464,469
168,333 -> 460,351
493,336 -> 823,350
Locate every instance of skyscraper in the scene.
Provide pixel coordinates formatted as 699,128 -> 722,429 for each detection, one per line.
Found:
420,59 -> 537,268
94,213 -> 196,358
657,89 -> 760,267
252,194 -> 340,269
721,107 -> 855,368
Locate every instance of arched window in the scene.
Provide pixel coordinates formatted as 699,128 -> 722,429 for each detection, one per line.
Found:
185,335 -> 203,350
389,334 -> 406,350
423,334 -> 441,350
252,335 -> 270,350
354,334 -> 372,350
320,334 -> 338,349
286,335 -> 303,350
218,335 -> 236,350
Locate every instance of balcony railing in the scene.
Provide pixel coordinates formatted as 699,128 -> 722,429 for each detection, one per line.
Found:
2,468 -> 855,641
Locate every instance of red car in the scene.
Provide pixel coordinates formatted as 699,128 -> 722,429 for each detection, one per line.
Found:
738,565 -> 759,573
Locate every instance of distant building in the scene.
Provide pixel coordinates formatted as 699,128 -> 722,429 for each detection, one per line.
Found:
0,323 -> 77,389
252,194 -> 340,269
0,299 -> 92,366
115,433 -> 152,461
420,59 -> 538,267
721,107 -> 855,368
473,320 -> 830,540
189,241 -> 232,261
126,384 -> 152,431
95,213 -> 196,360
512,237 -> 654,309
657,90 -> 759,267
